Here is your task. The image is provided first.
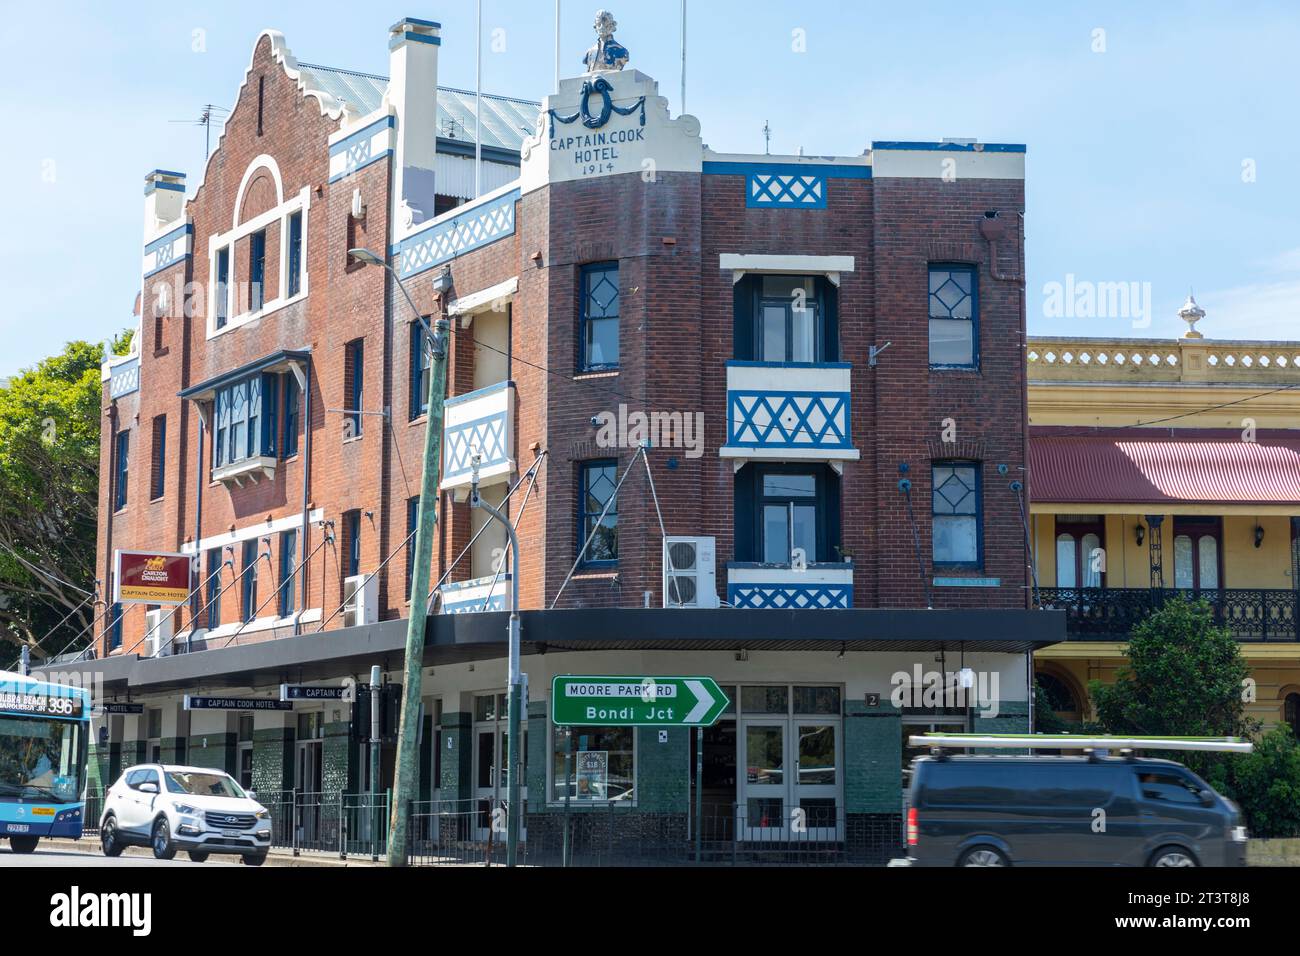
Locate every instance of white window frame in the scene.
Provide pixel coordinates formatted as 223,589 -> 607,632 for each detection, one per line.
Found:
206,160 -> 311,340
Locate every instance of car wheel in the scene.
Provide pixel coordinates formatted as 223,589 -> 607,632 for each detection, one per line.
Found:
242,852 -> 268,867
187,851 -> 209,863
1150,847 -> 1197,867
100,817 -> 124,857
959,846 -> 1008,867
9,835 -> 39,854
151,818 -> 177,861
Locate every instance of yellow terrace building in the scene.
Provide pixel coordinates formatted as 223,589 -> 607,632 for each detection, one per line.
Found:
1028,298 -> 1300,736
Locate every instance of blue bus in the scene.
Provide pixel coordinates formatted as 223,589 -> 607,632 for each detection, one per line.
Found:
0,670 -> 91,853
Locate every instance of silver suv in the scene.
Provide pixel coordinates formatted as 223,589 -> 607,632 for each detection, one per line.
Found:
100,764 -> 272,864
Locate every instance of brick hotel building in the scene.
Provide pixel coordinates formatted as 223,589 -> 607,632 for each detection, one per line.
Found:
48,15 -> 1061,860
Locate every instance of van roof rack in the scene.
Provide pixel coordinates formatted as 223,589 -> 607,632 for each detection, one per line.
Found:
910,733 -> 1253,754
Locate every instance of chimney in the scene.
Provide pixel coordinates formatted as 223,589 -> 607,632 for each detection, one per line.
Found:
388,17 -> 441,232
143,170 -> 186,237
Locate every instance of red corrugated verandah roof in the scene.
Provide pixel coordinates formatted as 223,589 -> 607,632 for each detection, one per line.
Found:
1029,429 -> 1300,505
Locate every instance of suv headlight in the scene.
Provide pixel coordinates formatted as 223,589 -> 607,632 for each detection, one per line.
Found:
174,803 -> 202,818
255,809 -> 271,821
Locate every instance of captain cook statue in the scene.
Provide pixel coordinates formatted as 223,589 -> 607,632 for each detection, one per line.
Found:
582,9 -> 630,73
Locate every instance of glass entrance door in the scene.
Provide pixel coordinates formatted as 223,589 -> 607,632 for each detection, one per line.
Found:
740,719 -> 787,840
471,693 -> 526,843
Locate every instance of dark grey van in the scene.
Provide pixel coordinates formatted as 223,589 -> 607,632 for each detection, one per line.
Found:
905,755 -> 1247,867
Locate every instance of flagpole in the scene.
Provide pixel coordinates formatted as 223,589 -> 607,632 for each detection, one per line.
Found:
475,0 -> 483,199
554,0 -> 562,91
680,0 -> 687,114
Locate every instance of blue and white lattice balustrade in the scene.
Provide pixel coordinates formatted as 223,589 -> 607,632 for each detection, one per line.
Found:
440,380 -> 516,497
726,563 -> 854,609
719,361 -> 859,465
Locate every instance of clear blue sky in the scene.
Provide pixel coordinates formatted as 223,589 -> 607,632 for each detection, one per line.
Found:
3,1 -> 1299,374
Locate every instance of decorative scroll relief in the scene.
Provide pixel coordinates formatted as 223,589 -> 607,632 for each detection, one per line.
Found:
519,68 -> 701,193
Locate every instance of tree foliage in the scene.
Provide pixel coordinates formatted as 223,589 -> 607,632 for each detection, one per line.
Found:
0,339 -> 109,661
1090,597 -> 1255,739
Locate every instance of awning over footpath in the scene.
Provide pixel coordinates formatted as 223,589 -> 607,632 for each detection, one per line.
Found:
1030,429 -> 1300,505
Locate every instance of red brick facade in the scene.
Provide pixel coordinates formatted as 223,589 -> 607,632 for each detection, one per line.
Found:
97,31 -> 1029,659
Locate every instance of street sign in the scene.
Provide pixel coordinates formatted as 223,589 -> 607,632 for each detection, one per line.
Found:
183,695 -> 292,712
551,675 -> 729,727
280,683 -> 355,702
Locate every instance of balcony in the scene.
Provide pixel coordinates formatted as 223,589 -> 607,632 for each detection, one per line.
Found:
439,574 -> 512,614
719,362 -> 859,466
726,562 -> 854,609
441,381 -> 515,497
1039,587 -> 1300,642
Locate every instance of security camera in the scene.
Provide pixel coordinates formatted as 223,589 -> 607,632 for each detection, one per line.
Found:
590,415 -> 602,428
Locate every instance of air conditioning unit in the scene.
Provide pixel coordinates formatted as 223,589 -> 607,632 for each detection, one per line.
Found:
663,536 -> 719,609
343,574 -> 379,628
143,608 -> 174,658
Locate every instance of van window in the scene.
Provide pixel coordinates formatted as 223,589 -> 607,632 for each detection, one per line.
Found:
924,762 -> 1126,809
1137,771 -> 1202,805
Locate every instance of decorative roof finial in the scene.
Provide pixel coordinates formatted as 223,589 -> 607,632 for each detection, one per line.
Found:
583,9 -> 629,73
1178,290 -> 1206,339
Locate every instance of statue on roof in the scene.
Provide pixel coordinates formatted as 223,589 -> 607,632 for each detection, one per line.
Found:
582,9 -> 629,73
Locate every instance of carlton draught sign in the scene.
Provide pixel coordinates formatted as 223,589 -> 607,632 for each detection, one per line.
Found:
114,549 -> 192,605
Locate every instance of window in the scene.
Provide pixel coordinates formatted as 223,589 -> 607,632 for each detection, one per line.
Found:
249,229 -> 266,313
107,602 -> 123,651
932,462 -> 981,567
551,725 -> 634,803
213,374 -> 278,469
113,429 -> 130,510
345,339 -> 364,438
733,274 -> 838,362
205,547 -> 223,629
287,211 -> 303,298
409,321 -> 430,420
405,496 -> 420,599
215,247 -> 230,329
240,539 -> 259,623
1173,518 -> 1221,590
264,372 -> 279,458
761,471 -> 818,564
283,375 -> 300,456
150,415 -> 166,500
758,276 -> 819,362
343,509 -> 361,579
1054,516 -> 1104,588
735,464 -> 840,564
1285,693 -> 1300,741
928,264 -> 977,368
578,461 -> 618,565
1137,771 -> 1204,805
579,262 -> 619,371
279,529 -> 297,617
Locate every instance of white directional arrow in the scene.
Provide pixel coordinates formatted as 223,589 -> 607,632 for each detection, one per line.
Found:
684,680 -> 712,724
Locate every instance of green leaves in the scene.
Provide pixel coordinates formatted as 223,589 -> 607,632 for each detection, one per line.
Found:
0,338 -> 116,657
1090,596 -> 1300,836
1091,597 -> 1254,740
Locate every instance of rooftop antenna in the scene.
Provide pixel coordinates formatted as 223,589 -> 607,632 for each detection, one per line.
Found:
169,103 -> 229,158
762,120 -> 771,155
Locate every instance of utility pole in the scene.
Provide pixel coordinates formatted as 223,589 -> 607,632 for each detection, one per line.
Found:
470,459 -> 523,866
369,664 -> 381,862
348,248 -> 449,867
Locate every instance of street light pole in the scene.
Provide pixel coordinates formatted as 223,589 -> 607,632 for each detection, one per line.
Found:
348,248 -> 448,867
469,460 -> 522,867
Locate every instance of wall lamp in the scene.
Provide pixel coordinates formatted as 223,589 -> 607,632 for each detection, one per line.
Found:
1135,522 -> 1146,546
1255,525 -> 1265,549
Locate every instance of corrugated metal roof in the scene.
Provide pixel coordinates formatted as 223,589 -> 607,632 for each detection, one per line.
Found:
1030,435 -> 1300,504
295,62 -> 540,153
